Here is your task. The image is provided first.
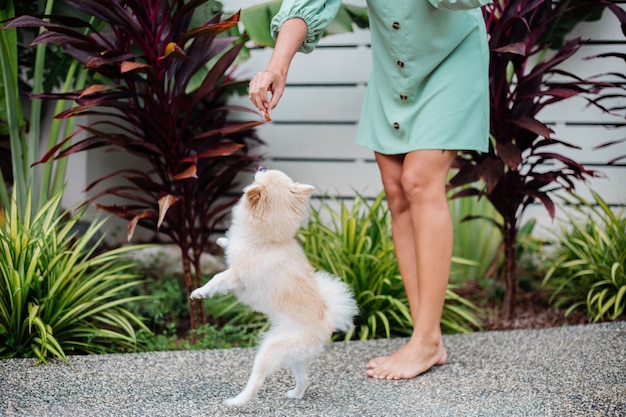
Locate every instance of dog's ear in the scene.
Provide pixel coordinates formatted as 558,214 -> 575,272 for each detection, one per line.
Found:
290,183 -> 314,208
293,183 -> 314,197
244,184 -> 265,215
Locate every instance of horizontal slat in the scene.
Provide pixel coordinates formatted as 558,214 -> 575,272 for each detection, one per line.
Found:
240,46 -> 372,84
569,7 -> 626,42
254,124 -> 626,164
531,165 -> 625,205
537,87 -> 626,124
255,124 -> 371,159
522,204 -> 578,239
254,158 -> 625,204
316,28 -> 371,47
240,43 -> 626,86
242,42 -> 625,87
582,166 -> 626,204
234,84 -> 625,125
549,44 -> 626,82
259,160 -> 383,198
230,86 -> 366,122
550,125 -> 626,165
522,196 -> 626,240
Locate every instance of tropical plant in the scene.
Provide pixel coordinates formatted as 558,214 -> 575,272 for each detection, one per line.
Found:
6,0 -> 264,332
542,191 -> 626,322
0,190 -> 149,363
448,0 -> 626,319
115,253 -> 266,348
131,322 -> 258,352
0,0 -> 92,218
447,185 -> 502,285
204,292 -> 269,334
120,269 -> 190,333
0,0 -> 26,210
240,1 -> 369,48
298,192 -> 483,340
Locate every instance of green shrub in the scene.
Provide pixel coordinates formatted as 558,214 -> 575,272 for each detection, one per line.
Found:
121,271 -> 190,333
0,192 -> 148,363
298,192 -> 483,340
203,191 -> 485,341
118,271 -> 263,350
448,190 -> 502,284
205,293 -> 269,335
132,322 -> 258,352
542,191 -> 626,322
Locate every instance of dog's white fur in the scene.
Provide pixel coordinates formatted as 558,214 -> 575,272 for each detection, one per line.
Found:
190,169 -> 358,407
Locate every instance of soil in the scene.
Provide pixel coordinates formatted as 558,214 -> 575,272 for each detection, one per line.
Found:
455,280 -> 590,331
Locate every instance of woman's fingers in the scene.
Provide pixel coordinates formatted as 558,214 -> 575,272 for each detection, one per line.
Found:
248,72 -> 271,110
248,71 -> 286,120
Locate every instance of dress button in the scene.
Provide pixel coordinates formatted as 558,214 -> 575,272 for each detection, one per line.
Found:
393,122 -> 400,130
400,93 -> 407,101
397,60 -> 404,68
392,22 -> 400,30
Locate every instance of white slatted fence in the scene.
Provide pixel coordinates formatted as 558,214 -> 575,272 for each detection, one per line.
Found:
228,1 -> 626,237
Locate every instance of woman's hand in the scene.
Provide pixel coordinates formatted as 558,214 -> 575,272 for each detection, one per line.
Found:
248,70 -> 286,121
247,18 -> 308,122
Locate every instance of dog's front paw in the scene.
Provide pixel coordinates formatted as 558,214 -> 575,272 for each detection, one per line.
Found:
189,287 -> 209,300
222,395 -> 250,407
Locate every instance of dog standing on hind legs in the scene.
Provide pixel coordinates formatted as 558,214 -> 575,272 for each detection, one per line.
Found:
190,167 -> 358,407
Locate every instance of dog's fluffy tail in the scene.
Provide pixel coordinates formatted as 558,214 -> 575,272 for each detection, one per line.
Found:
316,271 -> 358,333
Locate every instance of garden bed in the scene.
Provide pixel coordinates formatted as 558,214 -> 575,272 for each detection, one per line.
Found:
455,280 -> 590,331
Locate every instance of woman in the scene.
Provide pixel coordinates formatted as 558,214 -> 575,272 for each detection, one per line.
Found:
248,0 -> 490,380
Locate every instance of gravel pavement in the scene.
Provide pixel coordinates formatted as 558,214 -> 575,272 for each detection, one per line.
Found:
1,322 -> 624,417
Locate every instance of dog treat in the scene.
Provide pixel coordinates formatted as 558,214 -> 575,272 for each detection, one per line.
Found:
263,109 -> 271,122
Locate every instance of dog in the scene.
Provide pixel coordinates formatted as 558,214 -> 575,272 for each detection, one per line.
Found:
190,167 -> 358,407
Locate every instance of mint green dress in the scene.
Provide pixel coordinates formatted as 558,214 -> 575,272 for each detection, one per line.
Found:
271,0 -> 490,154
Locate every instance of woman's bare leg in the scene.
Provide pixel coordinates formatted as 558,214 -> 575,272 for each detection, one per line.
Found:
366,150 -> 456,380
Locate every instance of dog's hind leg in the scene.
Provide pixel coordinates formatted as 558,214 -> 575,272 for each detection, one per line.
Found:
287,360 -> 309,399
222,340 -> 285,407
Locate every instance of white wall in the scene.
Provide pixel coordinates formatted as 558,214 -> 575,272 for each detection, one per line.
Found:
59,2 -> 624,244
228,1 -> 626,237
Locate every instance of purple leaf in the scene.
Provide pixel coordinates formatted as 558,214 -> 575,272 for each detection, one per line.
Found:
592,137 -> 626,150
495,141 -> 522,169
190,121 -> 264,141
158,194 -> 181,230
494,42 -> 526,55
510,116 -> 553,138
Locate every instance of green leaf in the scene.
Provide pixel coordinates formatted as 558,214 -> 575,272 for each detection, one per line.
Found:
294,191 -> 482,340
0,189 -> 148,360
240,1 -> 282,47
0,1 -> 26,212
241,1 -> 368,48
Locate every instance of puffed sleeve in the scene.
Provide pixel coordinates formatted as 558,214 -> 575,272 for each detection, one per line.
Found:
428,0 -> 490,11
271,0 -> 342,54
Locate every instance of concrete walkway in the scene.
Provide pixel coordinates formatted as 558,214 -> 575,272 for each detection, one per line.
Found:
1,322 -> 624,417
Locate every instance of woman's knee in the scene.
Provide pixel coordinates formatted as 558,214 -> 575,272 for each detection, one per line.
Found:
384,182 -> 410,214
400,171 -> 443,204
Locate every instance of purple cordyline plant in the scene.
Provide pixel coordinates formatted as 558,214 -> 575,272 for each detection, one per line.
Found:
6,0 -> 265,332
449,0 -> 626,319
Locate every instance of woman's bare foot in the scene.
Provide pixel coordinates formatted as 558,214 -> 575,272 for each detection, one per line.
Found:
365,337 -> 447,380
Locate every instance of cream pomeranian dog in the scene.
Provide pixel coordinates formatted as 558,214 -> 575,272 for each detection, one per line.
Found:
190,167 -> 358,407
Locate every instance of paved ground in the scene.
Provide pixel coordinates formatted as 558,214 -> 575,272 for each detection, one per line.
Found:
1,322 -> 624,417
